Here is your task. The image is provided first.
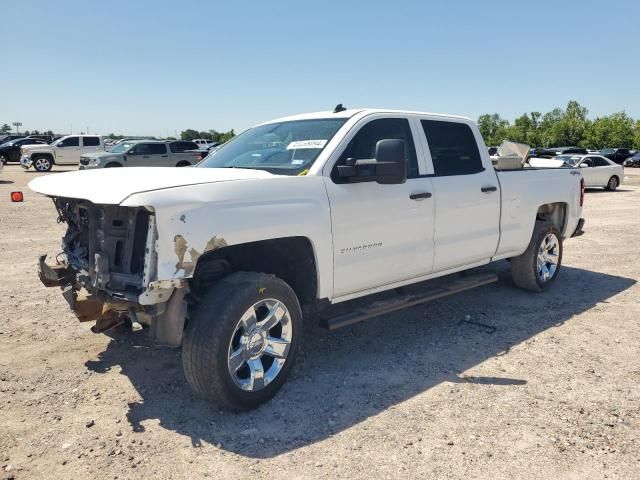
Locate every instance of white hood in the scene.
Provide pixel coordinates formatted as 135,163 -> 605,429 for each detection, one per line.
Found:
29,167 -> 274,204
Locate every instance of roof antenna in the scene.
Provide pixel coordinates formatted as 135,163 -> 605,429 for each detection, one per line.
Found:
333,103 -> 346,113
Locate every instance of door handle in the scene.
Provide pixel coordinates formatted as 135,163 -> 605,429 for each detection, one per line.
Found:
481,185 -> 497,193
410,192 -> 432,200
162,155 -> 168,158
142,155 -> 149,158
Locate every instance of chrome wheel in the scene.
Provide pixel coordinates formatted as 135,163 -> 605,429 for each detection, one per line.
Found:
34,157 -> 51,171
227,298 -> 292,392
607,176 -> 618,190
537,232 -> 559,283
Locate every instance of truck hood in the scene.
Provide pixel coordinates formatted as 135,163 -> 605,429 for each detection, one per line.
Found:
29,167 -> 274,204
21,144 -> 53,154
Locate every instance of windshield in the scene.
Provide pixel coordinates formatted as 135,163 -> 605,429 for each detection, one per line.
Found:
599,148 -> 614,155
555,155 -> 583,166
109,142 -> 135,153
197,119 -> 347,174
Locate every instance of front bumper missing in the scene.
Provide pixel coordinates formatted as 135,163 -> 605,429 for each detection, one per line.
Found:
39,254 -> 132,331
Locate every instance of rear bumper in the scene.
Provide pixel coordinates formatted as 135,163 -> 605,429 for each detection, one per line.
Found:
571,218 -> 585,237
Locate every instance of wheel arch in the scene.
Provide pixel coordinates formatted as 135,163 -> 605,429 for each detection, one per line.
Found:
536,202 -> 568,236
192,236 -> 320,305
32,152 -> 55,163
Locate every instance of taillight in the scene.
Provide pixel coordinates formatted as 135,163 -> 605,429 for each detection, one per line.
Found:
580,178 -> 585,207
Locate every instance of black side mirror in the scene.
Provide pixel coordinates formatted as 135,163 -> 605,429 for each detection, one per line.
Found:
337,139 -> 407,185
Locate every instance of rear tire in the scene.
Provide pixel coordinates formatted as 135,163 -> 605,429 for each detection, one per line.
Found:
606,176 -> 619,191
0,153 -> 8,165
511,222 -> 563,292
182,272 -> 302,411
104,163 -> 122,168
176,161 -> 191,167
33,156 -> 52,172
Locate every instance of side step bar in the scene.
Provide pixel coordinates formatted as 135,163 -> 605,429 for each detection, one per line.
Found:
319,271 -> 498,330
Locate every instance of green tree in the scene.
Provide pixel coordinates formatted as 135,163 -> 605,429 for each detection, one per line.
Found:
0,124 -> 10,134
477,114 -> 509,146
180,129 -> 200,141
583,112 -> 635,149
634,120 -> 640,150
219,129 -> 235,143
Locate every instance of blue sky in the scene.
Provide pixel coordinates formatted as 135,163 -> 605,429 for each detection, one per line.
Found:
3,0 -> 639,136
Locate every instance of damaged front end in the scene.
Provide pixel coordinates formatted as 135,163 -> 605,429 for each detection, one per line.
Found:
40,197 -> 188,345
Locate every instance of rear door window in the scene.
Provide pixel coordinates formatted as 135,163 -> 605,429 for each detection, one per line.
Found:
591,157 -> 610,167
82,136 -> 100,147
170,141 -> 198,152
421,120 -> 483,176
148,143 -> 167,154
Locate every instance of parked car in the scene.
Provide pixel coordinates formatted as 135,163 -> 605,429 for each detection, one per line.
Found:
20,135 -> 104,172
27,134 -> 54,143
30,107 -> 584,411
0,135 -> 26,145
531,154 -> 623,190
533,146 -> 588,158
0,137 -> 49,164
79,140 -> 204,169
623,152 -> 640,168
193,138 -> 214,149
599,148 -> 633,165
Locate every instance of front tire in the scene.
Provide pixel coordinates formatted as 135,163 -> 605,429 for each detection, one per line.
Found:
104,162 -> 122,168
182,272 -> 302,411
511,222 -> 563,292
0,153 -> 8,165
33,156 -> 52,172
606,176 -> 619,191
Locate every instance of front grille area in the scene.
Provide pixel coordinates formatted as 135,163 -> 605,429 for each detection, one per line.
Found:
79,157 -> 90,165
54,198 -> 151,293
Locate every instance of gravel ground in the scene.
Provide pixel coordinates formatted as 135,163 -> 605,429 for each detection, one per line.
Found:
1,164 -> 639,479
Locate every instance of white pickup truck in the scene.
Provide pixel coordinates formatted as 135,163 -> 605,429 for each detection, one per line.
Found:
29,108 -> 585,411
21,135 -> 104,171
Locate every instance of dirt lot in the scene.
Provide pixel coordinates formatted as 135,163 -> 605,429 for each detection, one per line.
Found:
1,164 -> 639,479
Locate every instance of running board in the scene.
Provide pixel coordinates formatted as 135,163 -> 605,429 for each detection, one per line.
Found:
319,271 -> 498,330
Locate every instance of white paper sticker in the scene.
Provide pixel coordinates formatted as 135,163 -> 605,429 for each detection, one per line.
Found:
291,159 -> 304,165
286,140 -> 327,150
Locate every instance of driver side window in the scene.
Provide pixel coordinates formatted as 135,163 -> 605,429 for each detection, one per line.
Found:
332,118 -> 419,182
59,136 -> 79,147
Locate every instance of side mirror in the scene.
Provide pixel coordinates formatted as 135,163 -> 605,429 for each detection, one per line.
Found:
579,163 -> 588,168
337,139 -> 407,185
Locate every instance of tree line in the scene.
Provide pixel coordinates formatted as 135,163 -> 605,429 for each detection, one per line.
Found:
1,123 -> 236,144
478,100 -> 640,149
180,129 -> 235,143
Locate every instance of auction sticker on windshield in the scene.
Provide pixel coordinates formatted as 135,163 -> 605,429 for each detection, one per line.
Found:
286,140 -> 327,150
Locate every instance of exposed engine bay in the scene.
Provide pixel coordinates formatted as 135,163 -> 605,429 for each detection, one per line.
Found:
53,197 -> 156,297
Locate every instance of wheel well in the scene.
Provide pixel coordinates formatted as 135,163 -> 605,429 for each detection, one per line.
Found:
105,162 -> 122,167
176,160 -> 191,167
192,237 -> 318,304
536,202 -> 567,234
